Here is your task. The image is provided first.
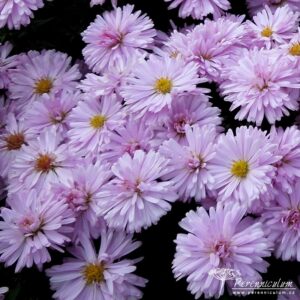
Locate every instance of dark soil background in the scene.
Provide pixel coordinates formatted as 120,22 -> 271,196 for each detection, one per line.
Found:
0,0 -> 299,299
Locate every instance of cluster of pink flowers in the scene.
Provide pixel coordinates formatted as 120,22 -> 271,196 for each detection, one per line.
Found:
1,1 -> 300,299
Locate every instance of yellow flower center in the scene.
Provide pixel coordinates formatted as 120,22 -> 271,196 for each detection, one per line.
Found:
231,160 -> 249,178
154,77 -> 173,94
89,115 -> 107,129
34,78 -> 53,95
5,133 -> 25,150
261,27 -> 273,38
35,154 -> 55,173
289,43 -> 300,56
83,263 -> 105,285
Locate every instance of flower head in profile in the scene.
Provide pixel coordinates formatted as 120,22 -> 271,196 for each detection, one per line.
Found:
246,5 -> 299,49
173,203 -> 271,298
82,5 -> 156,73
209,126 -> 280,210
269,126 -> 300,194
0,0 -> 44,29
220,48 -> 300,125
0,113 -> 34,178
122,54 -> 204,117
179,16 -> 246,81
0,42 -> 18,89
8,129 -> 76,194
47,229 -> 147,300
80,54 -> 144,98
0,190 -> 74,272
160,125 -> 217,202
98,150 -> 177,233
100,116 -> 153,164
151,93 -> 222,145
247,0 -> 300,16
164,0 -> 231,20
23,91 -> 80,136
261,180 -> 300,261
68,95 -> 125,155
52,159 -> 112,242
8,50 -> 80,110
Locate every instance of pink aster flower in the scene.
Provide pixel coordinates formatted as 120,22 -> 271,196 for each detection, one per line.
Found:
97,150 -> 178,233
0,0 -> 44,30
23,91 -> 81,136
151,93 -> 222,145
68,95 -> 125,156
209,126 -> 280,210
165,0 -> 231,20
82,5 -> 156,73
261,180 -> 300,261
47,230 -> 146,300
52,159 -> 112,242
8,129 -> 76,195
8,50 -> 80,110
247,0 -> 300,16
121,55 -> 205,117
246,5 -> 299,49
159,125 -> 217,202
0,190 -> 74,272
100,116 -> 153,164
220,48 -> 300,125
167,16 -> 246,82
0,113 -> 35,178
173,203 -> 271,299
268,126 -> 300,194
0,42 -> 18,89
80,54 -> 144,98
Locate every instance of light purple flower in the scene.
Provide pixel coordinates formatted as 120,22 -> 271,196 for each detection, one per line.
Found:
97,150 -> 178,232
269,126 -> 300,194
209,126 -> 280,209
80,54 -> 145,99
0,113 -> 35,178
8,129 -> 76,194
8,50 -> 80,111
173,203 -> 271,298
151,93 -> 222,145
0,42 -> 18,89
165,0 -> 231,20
121,54 -> 205,117
174,16 -> 246,81
220,48 -> 300,125
246,5 -> 299,49
82,5 -> 156,73
159,125 -> 217,202
0,287 -> 8,300
68,95 -> 125,155
247,0 -> 300,16
23,91 -> 81,136
0,0 -> 44,29
100,116 -> 153,164
0,190 -> 74,272
47,230 -> 146,300
52,159 -> 112,242
261,179 -> 300,261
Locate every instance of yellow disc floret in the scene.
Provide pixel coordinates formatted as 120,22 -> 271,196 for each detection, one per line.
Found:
34,77 -> 53,95
154,77 -> 173,94
289,43 -> 300,56
231,160 -> 249,178
83,263 -> 105,285
261,27 -> 273,38
89,115 -> 107,129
